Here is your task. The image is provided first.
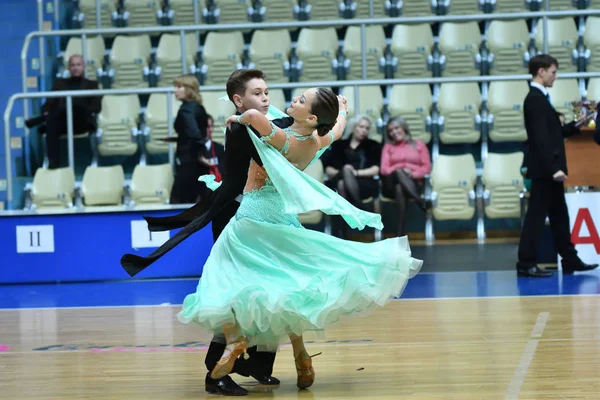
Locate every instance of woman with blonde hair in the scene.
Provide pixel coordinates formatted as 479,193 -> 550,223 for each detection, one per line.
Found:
322,114 -> 381,213
380,117 -> 431,236
170,74 -> 209,204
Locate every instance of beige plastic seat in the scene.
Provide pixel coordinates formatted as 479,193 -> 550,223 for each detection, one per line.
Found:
388,84 -> 433,143
212,0 -> 251,24
487,80 -> 530,142
79,0 -> 114,28
130,164 -> 174,204
487,19 -> 530,76
144,93 -> 182,154
400,0 -> 434,16
534,18 -> 578,73
122,0 -> 160,27
248,29 -> 292,83
343,25 -> 386,80
259,0 -> 296,23
482,152 -> 524,219
492,0 -> 525,12
438,82 -> 482,144
306,0 -> 341,20
547,79 -> 582,123
268,89 -> 287,112
63,36 -> 106,81
109,35 -> 152,88
81,165 -> 125,206
296,27 -> 339,82
201,91 -> 237,144
550,0 -> 575,10
439,21 -> 482,77
353,0 -> 386,18
584,17 -> 600,72
202,31 -> 245,85
156,33 -> 198,87
96,95 -> 141,156
586,78 -> 600,101
30,167 -> 76,209
298,160 -> 325,225
446,0 -> 480,14
430,154 -> 477,221
169,0 -> 198,25
341,85 -> 384,135
390,24 -> 434,78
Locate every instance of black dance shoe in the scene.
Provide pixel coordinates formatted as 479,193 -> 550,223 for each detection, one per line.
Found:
205,373 -> 248,396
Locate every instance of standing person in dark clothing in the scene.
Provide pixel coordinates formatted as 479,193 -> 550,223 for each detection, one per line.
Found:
517,54 -> 598,277
169,74 -> 209,204
198,115 -> 225,184
40,54 -> 101,169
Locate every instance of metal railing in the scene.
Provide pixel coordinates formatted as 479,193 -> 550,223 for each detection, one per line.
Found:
22,7 -> 600,92
6,70 -> 600,210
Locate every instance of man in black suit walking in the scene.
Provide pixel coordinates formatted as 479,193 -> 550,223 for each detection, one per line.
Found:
517,54 -> 599,277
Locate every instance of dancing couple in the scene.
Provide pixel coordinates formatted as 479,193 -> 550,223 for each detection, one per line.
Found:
121,69 -> 422,395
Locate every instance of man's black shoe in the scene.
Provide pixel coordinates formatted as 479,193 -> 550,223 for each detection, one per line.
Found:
250,375 -> 280,386
562,260 -> 599,275
205,373 -> 248,396
516,263 -> 553,277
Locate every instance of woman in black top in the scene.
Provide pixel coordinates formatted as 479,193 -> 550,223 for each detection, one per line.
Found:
323,115 -> 381,207
170,74 -> 209,204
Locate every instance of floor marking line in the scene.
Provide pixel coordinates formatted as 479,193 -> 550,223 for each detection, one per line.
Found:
0,294 -> 598,312
5,335 -> 597,357
530,312 -> 550,338
504,312 -> 550,400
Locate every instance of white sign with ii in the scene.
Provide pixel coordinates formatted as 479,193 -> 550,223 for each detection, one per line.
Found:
16,225 -> 55,253
130,220 -> 170,249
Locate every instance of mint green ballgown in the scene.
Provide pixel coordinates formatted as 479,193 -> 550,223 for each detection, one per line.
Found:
177,115 -> 422,348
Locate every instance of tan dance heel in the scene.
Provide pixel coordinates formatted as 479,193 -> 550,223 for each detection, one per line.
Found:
210,336 -> 249,379
295,351 -> 322,389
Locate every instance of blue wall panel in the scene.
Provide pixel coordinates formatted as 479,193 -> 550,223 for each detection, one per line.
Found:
0,210 -> 213,284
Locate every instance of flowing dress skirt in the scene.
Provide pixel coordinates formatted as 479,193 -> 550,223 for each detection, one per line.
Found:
178,186 -> 422,347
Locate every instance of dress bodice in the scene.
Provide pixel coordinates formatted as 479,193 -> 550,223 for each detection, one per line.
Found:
243,127 -> 320,194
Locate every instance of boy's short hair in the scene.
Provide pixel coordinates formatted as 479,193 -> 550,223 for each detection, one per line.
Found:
528,54 -> 559,77
226,69 -> 267,102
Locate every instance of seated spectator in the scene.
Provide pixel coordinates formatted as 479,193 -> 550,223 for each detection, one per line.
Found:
36,54 -> 102,169
380,117 -> 431,236
199,115 -> 225,182
323,115 -> 381,208
170,74 -> 209,204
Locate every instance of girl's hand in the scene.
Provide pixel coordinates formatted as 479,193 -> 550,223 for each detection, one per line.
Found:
225,114 -> 240,131
338,95 -> 348,113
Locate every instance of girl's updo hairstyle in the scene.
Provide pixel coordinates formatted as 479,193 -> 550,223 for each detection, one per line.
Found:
309,87 -> 339,136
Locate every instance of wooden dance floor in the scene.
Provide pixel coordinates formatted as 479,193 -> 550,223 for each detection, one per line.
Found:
1,295 -> 599,399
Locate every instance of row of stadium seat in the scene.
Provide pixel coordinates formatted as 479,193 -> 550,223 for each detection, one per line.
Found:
24,164 -> 173,209
73,0 -> 597,29
71,78 -> 595,166
24,151 -> 525,242
57,16 -> 600,89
